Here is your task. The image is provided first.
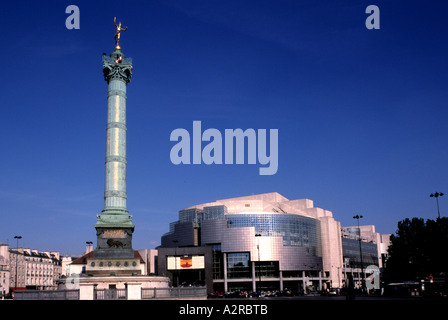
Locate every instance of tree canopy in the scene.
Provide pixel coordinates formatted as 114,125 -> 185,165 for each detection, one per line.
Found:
385,217 -> 448,282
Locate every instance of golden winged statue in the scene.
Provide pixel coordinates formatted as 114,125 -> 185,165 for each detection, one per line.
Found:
114,17 -> 127,49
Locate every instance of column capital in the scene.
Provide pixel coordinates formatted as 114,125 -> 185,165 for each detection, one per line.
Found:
103,50 -> 133,84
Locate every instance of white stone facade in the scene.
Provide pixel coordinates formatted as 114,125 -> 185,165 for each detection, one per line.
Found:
7,246 -> 62,291
0,244 -> 10,297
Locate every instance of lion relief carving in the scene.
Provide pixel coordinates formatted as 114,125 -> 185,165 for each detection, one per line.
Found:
107,238 -> 126,248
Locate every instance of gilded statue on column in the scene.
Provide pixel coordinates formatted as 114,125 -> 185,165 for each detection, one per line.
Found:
114,17 -> 127,49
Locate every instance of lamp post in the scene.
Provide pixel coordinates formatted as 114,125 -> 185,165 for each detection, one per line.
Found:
430,192 -> 444,219
255,234 -> 262,291
353,215 -> 365,292
14,236 -> 22,291
172,240 -> 179,287
343,257 -> 350,288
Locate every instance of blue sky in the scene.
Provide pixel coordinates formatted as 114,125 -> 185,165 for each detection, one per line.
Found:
1,0 -> 447,255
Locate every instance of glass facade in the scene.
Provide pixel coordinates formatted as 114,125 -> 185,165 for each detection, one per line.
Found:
204,205 -> 227,220
166,206 -> 227,235
178,208 -> 202,226
210,244 -> 223,280
342,238 -> 379,269
227,253 -> 251,279
162,206 -> 324,273
226,213 -> 322,257
255,261 -> 280,278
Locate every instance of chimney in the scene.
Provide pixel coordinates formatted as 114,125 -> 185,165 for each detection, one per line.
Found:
85,244 -> 93,255
50,251 -> 60,260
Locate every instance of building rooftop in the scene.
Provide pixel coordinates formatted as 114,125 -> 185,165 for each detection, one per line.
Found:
184,192 -> 333,219
70,250 -> 145,265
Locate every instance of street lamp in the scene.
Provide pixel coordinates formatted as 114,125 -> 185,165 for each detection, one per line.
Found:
255,234 -> 262,291
172,240 -> 179,287
353,215 -> 365,292
343,257 -> 350,288
14,236 -> 22,291
430,192 -> 444,219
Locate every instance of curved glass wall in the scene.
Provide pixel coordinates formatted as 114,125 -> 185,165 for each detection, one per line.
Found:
163,206 -> 322,258
226,213 -> 322,257
166,205 -> 227,235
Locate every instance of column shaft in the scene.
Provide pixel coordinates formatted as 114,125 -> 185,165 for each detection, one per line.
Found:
104,78 -> 127,212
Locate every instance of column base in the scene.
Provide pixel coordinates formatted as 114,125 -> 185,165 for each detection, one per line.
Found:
86,257 -> 141,276
94,208 -> 135,259
95,208 -> 135,230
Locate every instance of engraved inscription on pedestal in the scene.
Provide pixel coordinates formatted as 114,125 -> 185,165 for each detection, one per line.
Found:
102,229 -> 126,239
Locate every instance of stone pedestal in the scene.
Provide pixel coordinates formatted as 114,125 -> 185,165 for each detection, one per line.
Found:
126,282 -> 142,300
93,228 -> 134,259
79,282 -> 95,300
86,258 -> 141,276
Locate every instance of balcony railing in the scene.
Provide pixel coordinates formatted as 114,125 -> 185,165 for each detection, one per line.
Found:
141,287 -> 207,299
94,288 -> 127,300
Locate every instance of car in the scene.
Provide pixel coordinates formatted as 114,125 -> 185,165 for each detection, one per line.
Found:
280,290 -> 293,296
328,288 -> 338,296
266,290 -> 280,297
307,290 -> 320,296
225,291 -> 248,298
248,292 -> 261,298
320,290 -> 329,296
208,292 -> 224,298
293,290 -> 305,296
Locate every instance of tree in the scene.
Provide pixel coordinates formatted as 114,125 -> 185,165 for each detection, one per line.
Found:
385,217 -> 448,282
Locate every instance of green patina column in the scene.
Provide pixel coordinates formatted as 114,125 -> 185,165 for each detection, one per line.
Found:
93,40 -> 136,262
98,47 -> 133,224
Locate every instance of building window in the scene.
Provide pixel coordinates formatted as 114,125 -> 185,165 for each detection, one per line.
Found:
255,261 -> 279,278
227,253 -> 251,279
226,213 -> 322,257
210,245 -> 223,280
342,238 -> 379,269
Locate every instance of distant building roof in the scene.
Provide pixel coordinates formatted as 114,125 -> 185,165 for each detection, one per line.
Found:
70,250 -> 145,265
